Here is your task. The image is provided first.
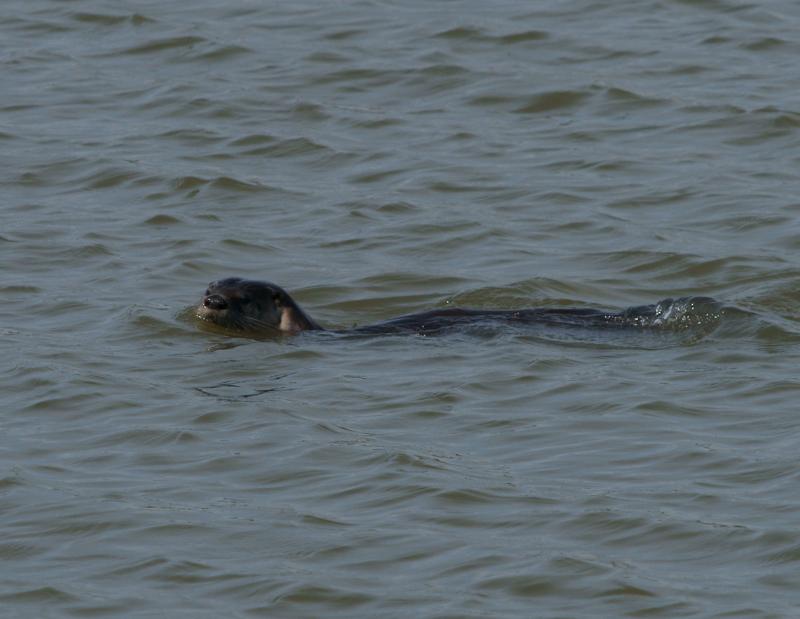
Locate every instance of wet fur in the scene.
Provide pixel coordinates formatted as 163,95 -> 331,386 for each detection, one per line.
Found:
197,277 -> 720,337
196,278 -> 321,335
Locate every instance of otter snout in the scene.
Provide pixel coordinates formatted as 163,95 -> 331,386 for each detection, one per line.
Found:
203,294 -> 228,310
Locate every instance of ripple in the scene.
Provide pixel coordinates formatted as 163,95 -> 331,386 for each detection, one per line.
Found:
228,133 -> 276,147
348,167 -> 408,184
323,28 -> 366,41
237,137 -> 332,158
434,26 -> 484,40
305,51 -> 351,64
515,90 -> 590,113
0,285 -> 41,294
194,378 -> 290,401
157,128 -> 225,144
195,44 -> 252,62
93,429 -> 201,447
4,17 -> 73,35
0,542 -> 47,559
477,573 -> 564,597
143,214 -> 182,226
82,167 -> 143,190
70,12 -> 154,26
603,86 -> 668,109
270,584 -> 373,609
0,587 -> 78,604
417,63 -> 469,77
499,30 -> 549,44
741,37 -> 786,51
170,174 -> 291,195
120,35 -> 206,55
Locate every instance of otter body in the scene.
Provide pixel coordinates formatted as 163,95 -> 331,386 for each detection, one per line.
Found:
195,277 -> 718,337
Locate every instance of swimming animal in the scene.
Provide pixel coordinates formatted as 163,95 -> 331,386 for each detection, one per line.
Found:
195,277 -> 719,337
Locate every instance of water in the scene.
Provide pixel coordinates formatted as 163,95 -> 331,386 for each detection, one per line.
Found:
2,0 -> 800,617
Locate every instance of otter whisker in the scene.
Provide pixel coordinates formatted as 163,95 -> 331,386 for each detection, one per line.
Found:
237,315 -> 281,333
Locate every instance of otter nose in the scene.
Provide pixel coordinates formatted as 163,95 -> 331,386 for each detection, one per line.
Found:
203,294 -> 228,310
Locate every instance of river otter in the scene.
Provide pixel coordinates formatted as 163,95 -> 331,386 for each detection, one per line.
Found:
195,277 -> 720,337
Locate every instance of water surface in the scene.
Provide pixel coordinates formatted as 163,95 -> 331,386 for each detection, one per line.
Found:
3,0 -> 800,617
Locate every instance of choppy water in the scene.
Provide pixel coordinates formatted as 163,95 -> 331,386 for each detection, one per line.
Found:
3,0 -> 800,617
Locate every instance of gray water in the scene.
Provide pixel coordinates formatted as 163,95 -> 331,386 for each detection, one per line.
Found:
3,0 -> 800,617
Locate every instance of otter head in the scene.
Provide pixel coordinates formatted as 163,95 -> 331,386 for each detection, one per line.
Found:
196,278 -> 322,335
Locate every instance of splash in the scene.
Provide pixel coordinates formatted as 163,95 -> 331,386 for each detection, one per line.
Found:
617,296 -> 723,330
